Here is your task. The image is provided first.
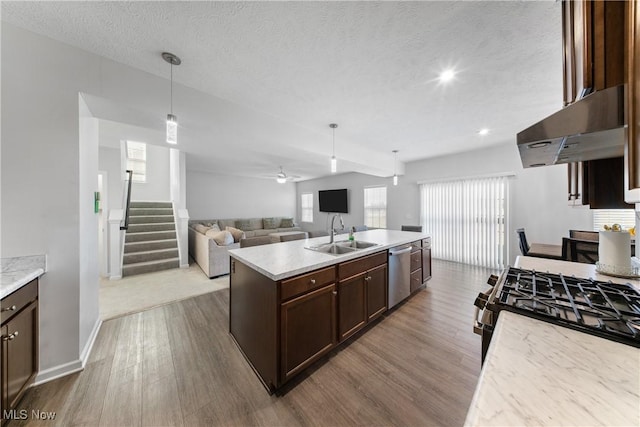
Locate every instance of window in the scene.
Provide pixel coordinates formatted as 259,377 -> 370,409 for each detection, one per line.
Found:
364,186 -> 387,229
301,193 -> 313,223
593,209 -> 636,231
420,175 -> 509,269
126,141 -> 146,183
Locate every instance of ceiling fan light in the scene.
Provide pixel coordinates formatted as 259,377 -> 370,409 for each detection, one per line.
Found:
166,114 -> 178,144
276,176 -> 286,184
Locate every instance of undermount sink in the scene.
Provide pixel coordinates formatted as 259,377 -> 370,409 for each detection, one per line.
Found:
336,240 -> 379,249
305,243 -> 358,255
305,240 -> 379,255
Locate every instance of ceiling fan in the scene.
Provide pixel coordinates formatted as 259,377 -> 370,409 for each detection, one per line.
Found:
271,166 -> 300,184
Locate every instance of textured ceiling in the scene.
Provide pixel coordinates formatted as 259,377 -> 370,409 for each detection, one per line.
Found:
2,1 -> 562,181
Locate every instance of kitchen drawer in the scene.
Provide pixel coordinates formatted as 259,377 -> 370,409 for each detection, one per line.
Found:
410,250 -> 421,272
410,268 -> 423,293
281,266 -> 336,301
422,237 -> 431,249
411,240 -> 422,249
338,251 -> 387,281
1,279 -> 38,324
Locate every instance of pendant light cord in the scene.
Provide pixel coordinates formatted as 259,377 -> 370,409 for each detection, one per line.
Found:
170,62 -> 173,115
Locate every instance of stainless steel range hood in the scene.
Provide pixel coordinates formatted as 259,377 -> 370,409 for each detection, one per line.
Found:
517,85 -> 626,168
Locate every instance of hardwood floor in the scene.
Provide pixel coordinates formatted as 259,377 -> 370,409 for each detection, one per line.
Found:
7,260 -> 497,427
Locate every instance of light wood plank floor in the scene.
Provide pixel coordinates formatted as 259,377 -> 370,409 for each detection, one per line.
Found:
8,260 -> 497,427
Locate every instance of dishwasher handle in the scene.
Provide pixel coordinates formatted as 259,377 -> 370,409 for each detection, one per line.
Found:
389,246 -> 413,256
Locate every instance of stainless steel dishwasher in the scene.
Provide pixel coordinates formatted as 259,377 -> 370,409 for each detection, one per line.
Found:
388,244 -> 413,308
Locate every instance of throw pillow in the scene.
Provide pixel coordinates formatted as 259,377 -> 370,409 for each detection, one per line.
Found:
225,226 -> 246,243
235,219 -> 252,230
209,223 -> 221,233
263,217 -> 280,229
193,224 -> 211,234
281,218 -> 295,228
205,229 -> 234,246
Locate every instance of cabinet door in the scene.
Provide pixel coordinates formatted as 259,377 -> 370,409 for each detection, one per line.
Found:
567,162 -> 589,206
280,284 -> 336,382
3,301 -> 37,410
338,274 -> 367,342
1,324 -> 7,420
422,248 -> 432,282
563,0 -> 593,105
366,264 -> 387,321
626,0 -> 640,202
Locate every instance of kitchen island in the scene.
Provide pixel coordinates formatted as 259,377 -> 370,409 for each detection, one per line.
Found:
465,256 -> 640,426
228,229 -> 430,393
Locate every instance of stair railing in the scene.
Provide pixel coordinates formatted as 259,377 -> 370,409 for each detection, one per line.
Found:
120,170 -> 133,230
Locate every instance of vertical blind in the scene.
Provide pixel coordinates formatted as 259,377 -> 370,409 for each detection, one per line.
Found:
364,186 -> 387,228
420,175 -> 509,269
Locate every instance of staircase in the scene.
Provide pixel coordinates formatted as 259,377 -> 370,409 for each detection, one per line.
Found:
122,201 -> 179,277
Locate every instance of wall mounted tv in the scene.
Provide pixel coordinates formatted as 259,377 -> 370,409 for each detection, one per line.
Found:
319,189 -> 349,213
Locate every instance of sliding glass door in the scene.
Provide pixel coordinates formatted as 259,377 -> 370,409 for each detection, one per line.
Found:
420,175 -> 509,269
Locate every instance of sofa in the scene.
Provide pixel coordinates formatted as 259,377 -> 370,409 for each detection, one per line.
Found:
188,217 -> 302,278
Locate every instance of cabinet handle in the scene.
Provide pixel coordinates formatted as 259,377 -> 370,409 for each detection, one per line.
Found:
1,305 -> 17,312
309,279 -> 316,285
2,331 -> 18,341
332,290 -> 337,295
365,276 -> 371,282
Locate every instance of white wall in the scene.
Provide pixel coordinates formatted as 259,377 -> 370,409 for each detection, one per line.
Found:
130,143 -> 170,201
0,23 -> 198,378
297,142 -> 593,264
186,170 -> 296,220
78,95 -> 100,358
98,146 -> 123,213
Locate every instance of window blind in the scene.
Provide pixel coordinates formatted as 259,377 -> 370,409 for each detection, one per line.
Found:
364,186 -> 387,228
126,141 -> 147,183
592,209 -> 636,231
420,175 -> 509,269
301,193 -> 313,223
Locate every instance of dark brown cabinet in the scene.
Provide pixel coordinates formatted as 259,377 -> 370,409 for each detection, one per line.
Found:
626,0 -> 640,202
280,283 -> 336,382
422,238 -> 432,283
568,157 -> 633,208
410,242 -> 424,294
337,252 -> 387,342
1,279 -> 38,423
563,0 -> 630,208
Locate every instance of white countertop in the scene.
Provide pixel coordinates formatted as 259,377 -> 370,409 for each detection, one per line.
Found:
0,255 -> 46,299
465,256 -> 640,426
464,311 -> 640,427
228,229 -> 428,281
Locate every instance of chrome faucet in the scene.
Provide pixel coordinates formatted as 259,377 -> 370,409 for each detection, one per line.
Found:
330,214 -> 344,244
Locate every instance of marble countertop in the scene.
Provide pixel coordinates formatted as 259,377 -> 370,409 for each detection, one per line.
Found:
464,311 -> 640,427
0,255 -> 46,299
228,229 -> 428,281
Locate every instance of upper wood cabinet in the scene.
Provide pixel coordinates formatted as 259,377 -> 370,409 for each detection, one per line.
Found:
626,0 -> 640,202
562,0 -> 626,106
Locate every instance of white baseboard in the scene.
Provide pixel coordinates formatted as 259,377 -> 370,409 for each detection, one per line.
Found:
34,359 -> 83,386
109,274 -> 122,280
80,318 -> 102,367
180,263 -> 189,269
33,318 -> 102,386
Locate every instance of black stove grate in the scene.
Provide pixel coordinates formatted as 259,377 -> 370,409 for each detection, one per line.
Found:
491,268 -> 640,347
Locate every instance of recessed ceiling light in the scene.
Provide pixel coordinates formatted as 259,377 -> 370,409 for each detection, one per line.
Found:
439,69 -> 456,83
478,128 -> 489,136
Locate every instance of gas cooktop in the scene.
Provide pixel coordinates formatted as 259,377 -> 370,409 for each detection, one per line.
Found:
488,267 -> 640,347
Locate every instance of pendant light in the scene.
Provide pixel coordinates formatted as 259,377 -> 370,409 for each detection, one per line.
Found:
329,123 -> 338,173
162,52 -> 181,145
392,150 -> 399,186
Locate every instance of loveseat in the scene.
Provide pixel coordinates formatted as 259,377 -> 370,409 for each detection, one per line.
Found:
188,217 -> 302,278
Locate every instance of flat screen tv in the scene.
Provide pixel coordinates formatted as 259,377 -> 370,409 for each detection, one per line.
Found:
319,189 -> 349,213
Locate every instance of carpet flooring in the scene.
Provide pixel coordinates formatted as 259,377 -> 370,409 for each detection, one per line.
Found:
99,261 -> 228,320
